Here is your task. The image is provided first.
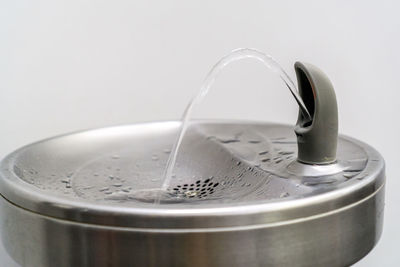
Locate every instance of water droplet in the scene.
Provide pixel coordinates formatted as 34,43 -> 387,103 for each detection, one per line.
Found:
111,155 -> 120,159
219,139 -> 240,144
343,172 -> 356,179
83,186 -> 94,190
259,151 -> 269,155
152,155 -> 159,161
113,183 -> 123,187
248,140 -> 261,144
261,158 -> 270,162
280,192 -> 290,198
278,151 -> 294,155
163,149 -> 171,154
99,187 -> 109,192
236,161 -> 241,166
344,158 -> 367,172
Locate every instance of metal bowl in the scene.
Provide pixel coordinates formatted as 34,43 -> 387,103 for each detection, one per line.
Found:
0,121 -> 385,267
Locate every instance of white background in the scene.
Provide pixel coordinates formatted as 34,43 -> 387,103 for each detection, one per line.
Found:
1,0 -> 399,266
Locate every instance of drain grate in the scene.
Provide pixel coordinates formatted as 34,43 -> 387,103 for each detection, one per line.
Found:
172,178 -> 220,199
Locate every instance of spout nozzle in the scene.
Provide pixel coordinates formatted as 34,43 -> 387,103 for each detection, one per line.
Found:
294,62 -> 338,165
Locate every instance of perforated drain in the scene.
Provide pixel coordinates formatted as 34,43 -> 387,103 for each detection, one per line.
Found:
171,177 -> 220,199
